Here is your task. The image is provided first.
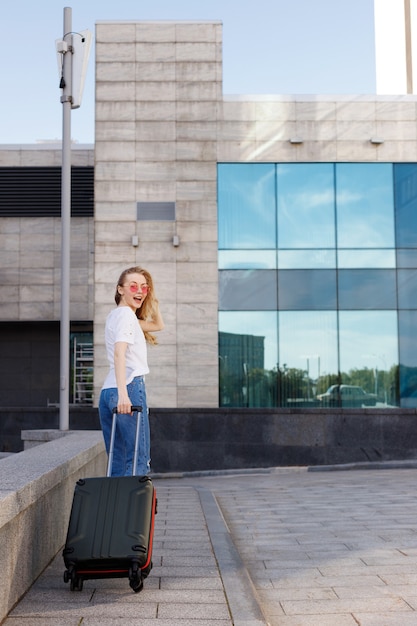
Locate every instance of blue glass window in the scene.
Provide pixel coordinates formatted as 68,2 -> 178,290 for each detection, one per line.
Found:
397,249 -> 417,268
338,311 -> 398,406
397,269 -> 417,309
278,311 -> 338,401
338,270 -> 397,309
395,164 -> 417,247
278,249 -> 336,269
336,163 -> 395,248
337,249 -> 396,268
217,162 -> 417,408
398,310 -> 417,407
277,164 -> 335,249
219,311 -> 278,407
218,164 -> 276,249
278,270 -> 337,310
219,270 -> 277,311
219,250 -> 276,269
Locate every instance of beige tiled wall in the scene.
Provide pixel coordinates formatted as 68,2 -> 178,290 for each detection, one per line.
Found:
94,21 -> 222,408
0,147 -> 94,322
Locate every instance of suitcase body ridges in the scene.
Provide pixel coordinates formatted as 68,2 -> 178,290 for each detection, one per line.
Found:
63,407 -> 156,593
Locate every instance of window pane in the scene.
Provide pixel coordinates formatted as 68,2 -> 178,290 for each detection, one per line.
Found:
337,249 -> 396,268
336,163 -> 394,248
339,311 -> 398,407
398,310 -> 417,407
219,270 -> 277,310
338,270 -> 397,309
394,164 -> 417,247
219,250 -> 276,269
219,311 -> 278,407
277,163 -> 335,248
278,311 -> 338,406
218,163 -> 276,249
398,269 -> 417,308
278,249 -> 336,269
397,249 -> 417,268
278,270 -> 337,310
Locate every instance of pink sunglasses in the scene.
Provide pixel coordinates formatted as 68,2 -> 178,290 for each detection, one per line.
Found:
129,283 -> 149,294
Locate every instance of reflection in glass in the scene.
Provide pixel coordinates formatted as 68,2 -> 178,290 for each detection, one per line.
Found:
337,270 -> 397,309
278,270 -> 337,310
394,164 -> 417,247
337,249 -> 396,268
336,163 -> 395,248
398,310 -> 417,407
219,270 -> 277,311
218,164 -> 276,249
397,249 -> 417,268
397,269 -> 417,309
219,250 -> 277,269
277,163 -> 335,248
278,249 -> 336,269
219,311 -> 278,407
338,311 -> 399,407
278,311 -> 338,406
216,161 -> 415,408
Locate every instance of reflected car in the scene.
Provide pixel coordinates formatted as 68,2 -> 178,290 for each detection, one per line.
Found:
316,384 -> 377,407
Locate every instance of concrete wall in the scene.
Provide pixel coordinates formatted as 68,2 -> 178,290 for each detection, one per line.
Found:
94,21 -> 222,409
0,431 -> 106,623
0,145 -> 94,322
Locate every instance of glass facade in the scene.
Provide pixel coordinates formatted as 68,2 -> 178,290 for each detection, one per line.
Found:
218,163 -> 417,409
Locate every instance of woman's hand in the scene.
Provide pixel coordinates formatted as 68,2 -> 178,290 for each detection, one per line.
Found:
117,392 -> 132,415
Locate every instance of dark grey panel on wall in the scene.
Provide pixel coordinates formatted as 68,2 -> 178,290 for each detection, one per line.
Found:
137,202 -> 175,221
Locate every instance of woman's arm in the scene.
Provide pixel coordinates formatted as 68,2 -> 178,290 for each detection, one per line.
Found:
139,301 -> 164,332
114,341 -> 131,413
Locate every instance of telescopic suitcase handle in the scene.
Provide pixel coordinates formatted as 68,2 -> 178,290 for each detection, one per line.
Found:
107,406 -> 143,477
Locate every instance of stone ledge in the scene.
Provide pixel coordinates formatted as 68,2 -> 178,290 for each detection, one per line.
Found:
0,430 -> 106,623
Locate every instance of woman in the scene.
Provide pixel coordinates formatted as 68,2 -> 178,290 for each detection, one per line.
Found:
99,266 -> 164,476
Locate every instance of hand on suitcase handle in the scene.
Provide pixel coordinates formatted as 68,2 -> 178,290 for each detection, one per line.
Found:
108,406 -> 143,477
112,406 -> 143,414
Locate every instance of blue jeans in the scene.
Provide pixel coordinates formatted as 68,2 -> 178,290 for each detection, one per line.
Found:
98,376 -> 150,476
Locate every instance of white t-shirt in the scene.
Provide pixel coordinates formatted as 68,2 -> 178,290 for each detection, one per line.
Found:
101,306 -> 149,390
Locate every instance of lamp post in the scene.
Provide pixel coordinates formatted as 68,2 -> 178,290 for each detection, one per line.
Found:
58,6 -> 73,430
56,7 -> 91,429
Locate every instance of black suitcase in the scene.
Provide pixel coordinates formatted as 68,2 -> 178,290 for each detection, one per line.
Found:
63,406 -> 157,593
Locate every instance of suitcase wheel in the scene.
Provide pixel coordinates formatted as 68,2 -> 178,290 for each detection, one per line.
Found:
70,575 -> 83,592
129,563 -> 144,593
64,567 -> 83,592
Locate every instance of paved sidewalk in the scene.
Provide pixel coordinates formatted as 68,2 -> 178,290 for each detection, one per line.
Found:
4,466 -> 417,625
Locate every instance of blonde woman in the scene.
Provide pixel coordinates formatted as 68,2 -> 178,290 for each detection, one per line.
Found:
99,267 -> 164,476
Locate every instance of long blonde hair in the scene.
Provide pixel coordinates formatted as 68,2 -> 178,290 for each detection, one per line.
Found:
115,266 -> 159,345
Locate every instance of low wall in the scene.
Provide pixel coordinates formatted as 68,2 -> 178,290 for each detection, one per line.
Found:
2,407 -> 417,472
0,431 -> 106,624
150,407 -> 417,472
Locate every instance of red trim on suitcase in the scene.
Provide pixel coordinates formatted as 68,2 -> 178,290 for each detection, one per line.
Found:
141,487 -> 157,571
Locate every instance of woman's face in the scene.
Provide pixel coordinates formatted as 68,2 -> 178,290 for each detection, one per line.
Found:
118,272 -> 149,311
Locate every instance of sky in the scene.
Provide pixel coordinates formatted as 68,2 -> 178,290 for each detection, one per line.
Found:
0,0 -> 376,145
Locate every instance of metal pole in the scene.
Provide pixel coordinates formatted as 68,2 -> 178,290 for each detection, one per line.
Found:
59,7 -> 72,430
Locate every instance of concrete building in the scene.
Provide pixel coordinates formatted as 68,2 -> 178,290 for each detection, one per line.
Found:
2,18 -> 417,430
